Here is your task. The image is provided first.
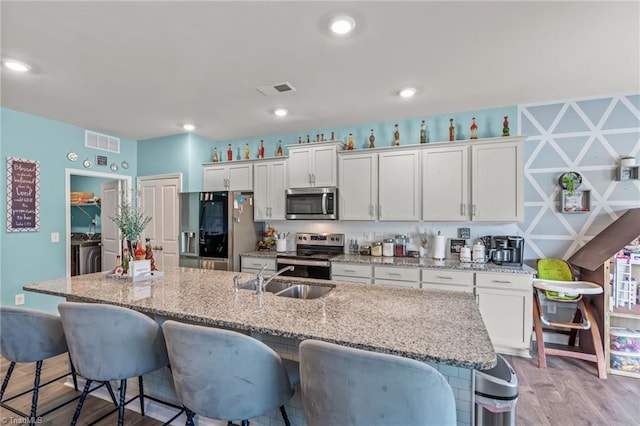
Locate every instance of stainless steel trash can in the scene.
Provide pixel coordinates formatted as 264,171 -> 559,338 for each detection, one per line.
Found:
475,354 -> 518,426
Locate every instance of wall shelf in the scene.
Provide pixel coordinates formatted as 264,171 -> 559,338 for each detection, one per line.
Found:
616,166 -> 639,181
561,189 -> 590,214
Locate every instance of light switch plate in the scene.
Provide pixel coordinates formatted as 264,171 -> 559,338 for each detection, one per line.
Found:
51,232 -> 60,243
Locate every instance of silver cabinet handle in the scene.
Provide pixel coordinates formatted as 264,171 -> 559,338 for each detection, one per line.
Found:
436,276 -> 453,280
344,269 -> 356,274
461,203 -> 466,216
387,272 -> 402,277
250,262 -> 263,267
309,173 -> 312,184
378,205 -> 382,217
268,207 -> 272,217
369,205 -> 373,217
472,204 -> 477,217
153,246 -> 163,251
491,280 -> 511,284
312,173 -> 316,185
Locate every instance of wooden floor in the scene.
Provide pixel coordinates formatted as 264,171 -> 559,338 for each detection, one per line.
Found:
1,351 -> 638,425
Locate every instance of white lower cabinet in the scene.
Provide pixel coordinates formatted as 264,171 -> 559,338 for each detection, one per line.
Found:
374,266 -> 420,288
421,269 -> 474,293
241,257 -> 276,274
331,262 -> 373,284
475,272 -> 533,357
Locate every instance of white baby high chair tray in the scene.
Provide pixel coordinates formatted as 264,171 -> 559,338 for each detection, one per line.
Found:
533,279 -> 603,296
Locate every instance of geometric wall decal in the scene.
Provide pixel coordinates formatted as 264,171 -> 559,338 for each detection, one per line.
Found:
577,137 -> 618,166
602,100 -> 640,130
626,94 -> 640,111
520,92 -> 640,261
524,103 -> 564,133
554,135 -> 593,161
529,142 -> 571,169
554,105 -> 592,134
575,97 -> 614,126
603,131 -> 640,157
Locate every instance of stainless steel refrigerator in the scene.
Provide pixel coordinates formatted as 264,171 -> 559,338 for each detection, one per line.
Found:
179,191 -> 260,271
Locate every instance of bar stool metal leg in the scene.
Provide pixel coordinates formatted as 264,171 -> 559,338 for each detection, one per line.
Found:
72,379 -> 93,426
279,405 -> 291,426
29,360 -> 43,425
117,379 -> 127,426
0,361 -> 16,401
138,375 -> 145,416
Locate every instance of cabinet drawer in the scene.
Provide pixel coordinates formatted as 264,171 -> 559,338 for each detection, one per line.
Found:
475,272 -> 531,291
332,263 -> 373,278
332,275 -> 372,285
421,269 -> 474,286
375,279 -> 420,289
421,282 -> 473,293
374,266 -> 419,282
241,257 -> 276,273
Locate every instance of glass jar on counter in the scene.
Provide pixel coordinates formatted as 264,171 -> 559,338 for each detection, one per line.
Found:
371,242 -> 383,257
382,238 -> 395,257
394,235 -> 407,257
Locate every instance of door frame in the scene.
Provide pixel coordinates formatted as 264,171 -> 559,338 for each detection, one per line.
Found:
65,168 -> 132,277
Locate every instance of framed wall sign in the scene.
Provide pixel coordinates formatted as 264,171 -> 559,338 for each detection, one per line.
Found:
6,157 -> 40,232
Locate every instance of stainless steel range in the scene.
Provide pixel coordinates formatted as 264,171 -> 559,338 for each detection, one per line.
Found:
276,233 -> 344,280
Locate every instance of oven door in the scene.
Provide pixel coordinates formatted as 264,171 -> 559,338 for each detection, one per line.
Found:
276,257 -> 332,280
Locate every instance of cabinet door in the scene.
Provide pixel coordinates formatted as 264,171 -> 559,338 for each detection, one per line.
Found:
338,153 -> 378,220
312,145 -> 338,187
471,141 -> 523,222
228,164 -> 253,191
287,148 -> 312,188
203,165 -> 228,191
253,163 -> 270,221
476,288 -> 530,351
378,150 -> 420,221
422,146 -> 468,221
268,161 -> 287,220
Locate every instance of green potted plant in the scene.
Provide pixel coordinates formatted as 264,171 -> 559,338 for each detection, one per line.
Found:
560,172 -> 582,196
109,202 -> 152,252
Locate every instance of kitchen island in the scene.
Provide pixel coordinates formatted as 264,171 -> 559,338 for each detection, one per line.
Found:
24,266 -> 495,425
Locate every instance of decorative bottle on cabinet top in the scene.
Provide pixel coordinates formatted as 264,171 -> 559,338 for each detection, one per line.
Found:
212,147 -> 219,162
369,129 -> 375,148
470,117 -> 478,140
502,116 -> 510,136
347,133 -> 354,150
259,140 -> 265,159
449,119 -> 455,142
244,143 -> 250,160
420,120 -> 427,143
227,144 -> 233,161
276,140 -> 283,157
394,124 -> 400,146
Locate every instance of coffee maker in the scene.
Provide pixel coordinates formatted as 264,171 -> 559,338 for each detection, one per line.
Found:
490,236 -> 524,266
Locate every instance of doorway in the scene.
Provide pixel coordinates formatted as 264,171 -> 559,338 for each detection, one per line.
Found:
65,168 -> 132,277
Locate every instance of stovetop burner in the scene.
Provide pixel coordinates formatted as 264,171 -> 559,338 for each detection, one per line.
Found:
276,233 -> 345,260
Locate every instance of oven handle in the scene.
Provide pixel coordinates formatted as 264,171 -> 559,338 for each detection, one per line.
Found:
277,258 -> 331,268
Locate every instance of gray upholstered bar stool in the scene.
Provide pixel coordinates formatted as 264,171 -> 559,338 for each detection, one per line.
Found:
0,306 -> 86,424
58,302 -> 170,426
162,320 -> 299,426
299,339 -> 457,426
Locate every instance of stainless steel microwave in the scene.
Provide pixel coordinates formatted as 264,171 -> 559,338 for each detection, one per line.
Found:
285,187 -> 338,220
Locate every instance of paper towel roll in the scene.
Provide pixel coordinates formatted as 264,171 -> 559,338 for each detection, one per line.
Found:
432,234 -> 446,260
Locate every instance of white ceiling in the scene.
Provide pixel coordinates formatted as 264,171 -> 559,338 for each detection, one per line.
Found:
2,1 -> 639,142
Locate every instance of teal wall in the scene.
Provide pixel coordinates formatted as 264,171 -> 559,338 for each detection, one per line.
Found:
0,107 -> 137,313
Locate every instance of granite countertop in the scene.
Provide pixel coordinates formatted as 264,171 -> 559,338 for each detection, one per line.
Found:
242,251 -> 535,274
24,266 -> 496,370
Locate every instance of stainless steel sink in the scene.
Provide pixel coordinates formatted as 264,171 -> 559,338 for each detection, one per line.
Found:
274,284 -> 334,299
239,279 -> 291,293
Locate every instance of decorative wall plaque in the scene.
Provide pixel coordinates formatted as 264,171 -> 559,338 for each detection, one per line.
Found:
6,157 -> 40,232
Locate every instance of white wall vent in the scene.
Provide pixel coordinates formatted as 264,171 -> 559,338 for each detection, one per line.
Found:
85,130 -> 120,153
256,82 -> 296,96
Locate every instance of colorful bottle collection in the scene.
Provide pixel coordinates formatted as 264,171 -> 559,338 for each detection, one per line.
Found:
394,124 -> 400,146
470,117 -> 478,140
449,118 -> 455,142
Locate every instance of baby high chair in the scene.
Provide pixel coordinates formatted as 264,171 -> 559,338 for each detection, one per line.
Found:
533,258 -> 606,378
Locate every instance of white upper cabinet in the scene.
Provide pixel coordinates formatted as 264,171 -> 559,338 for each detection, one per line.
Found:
253,159 -> 287,221
287,142 -> 343,188
378,149 -> 420,221
203,162 -> 253,191
421,136 -> 525,222
422,145 -> 469,221
338,152 -> 378,220
471,140 -> 524,222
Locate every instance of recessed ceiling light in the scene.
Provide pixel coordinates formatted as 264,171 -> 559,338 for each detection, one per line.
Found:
274,108 -> 288,117
3,59 -> 31,72
329,15 -> 356,35
182,123 -> 196,131
399,87 -> 417,98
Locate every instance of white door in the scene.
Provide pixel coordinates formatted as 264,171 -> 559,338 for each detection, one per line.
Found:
378,150 -> 420,221
139,175 -> 181,270
101,180 -> 121,272
422,146 -> 469,221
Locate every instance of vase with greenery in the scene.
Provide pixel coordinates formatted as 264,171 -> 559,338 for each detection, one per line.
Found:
109,202 -> 152,255
561,172 -> 581,196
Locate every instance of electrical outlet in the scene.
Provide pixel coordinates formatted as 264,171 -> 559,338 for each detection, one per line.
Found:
51,232 -> 60,243
15,294 -> 25,305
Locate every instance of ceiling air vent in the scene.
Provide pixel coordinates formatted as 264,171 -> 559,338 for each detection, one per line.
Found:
85,130 -> 120,153
256,82 -> 296,96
